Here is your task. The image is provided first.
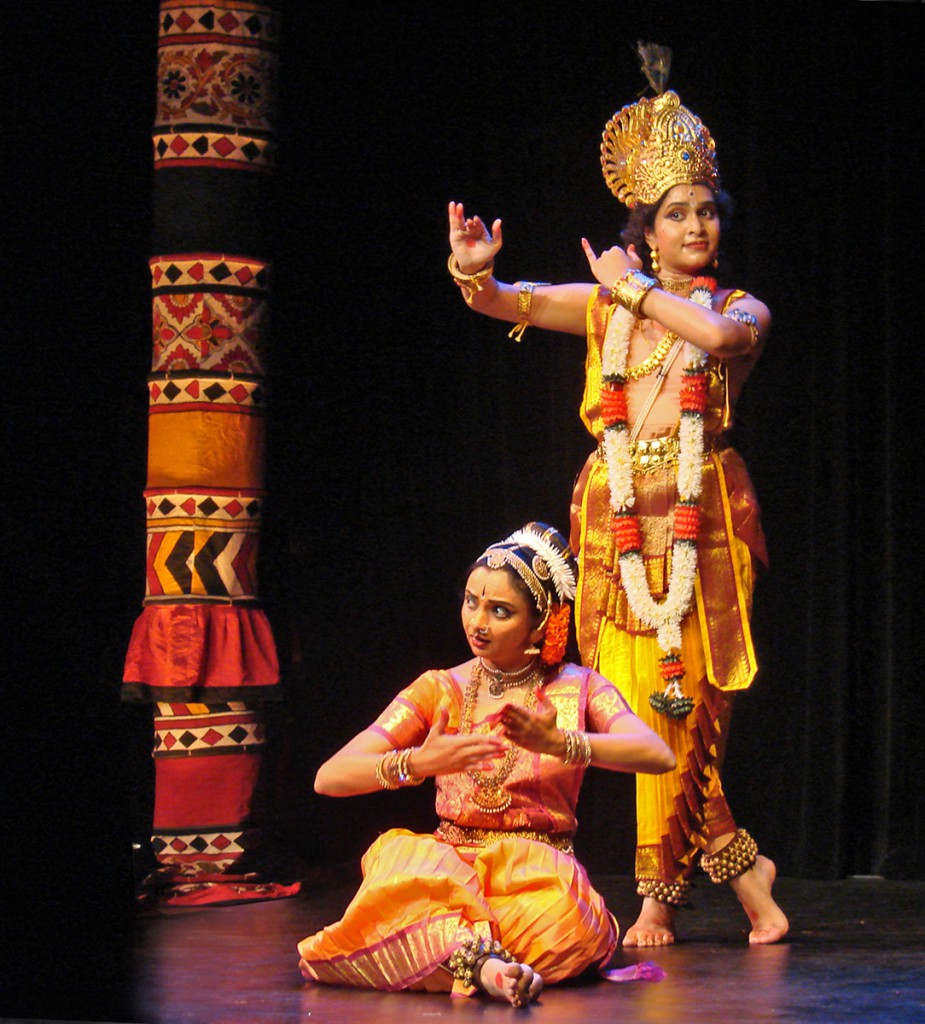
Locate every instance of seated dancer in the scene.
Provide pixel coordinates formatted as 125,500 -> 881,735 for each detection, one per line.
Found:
298,523 -> 675,1007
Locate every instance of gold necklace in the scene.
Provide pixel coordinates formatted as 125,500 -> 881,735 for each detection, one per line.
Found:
626,330 -> 679,380
625,274 -> 692,379
461,661 -> 540,812
479,657 -> 539,698
658,275 -> 693,295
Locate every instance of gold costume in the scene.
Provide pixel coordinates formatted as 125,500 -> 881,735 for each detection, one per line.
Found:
570,288 -> 767,902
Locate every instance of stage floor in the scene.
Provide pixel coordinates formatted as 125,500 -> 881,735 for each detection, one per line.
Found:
122,874 -> 925,1024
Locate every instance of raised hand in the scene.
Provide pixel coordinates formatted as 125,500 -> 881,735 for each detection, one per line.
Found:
414,707 -> 506,777
581,238 -> 642,287
500,688 -> 563,757
448,200 -> 503,274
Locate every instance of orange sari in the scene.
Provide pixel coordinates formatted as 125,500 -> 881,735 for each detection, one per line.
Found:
298,663 -> 628,993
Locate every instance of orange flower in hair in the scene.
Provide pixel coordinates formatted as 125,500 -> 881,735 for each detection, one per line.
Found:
541,604 -> 571,665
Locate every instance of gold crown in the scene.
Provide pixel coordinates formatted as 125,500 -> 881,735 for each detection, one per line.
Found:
601,89 -> 719,208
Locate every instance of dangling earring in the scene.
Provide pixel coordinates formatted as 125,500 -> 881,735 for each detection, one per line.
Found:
524,632 -> 543,657
649,246 -> 660,274
712,254 -> 719,269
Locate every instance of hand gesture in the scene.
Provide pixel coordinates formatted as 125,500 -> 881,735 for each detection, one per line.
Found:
581,238 -> 642,287
500,689 -> 563,757
448,201 -> 503,274
414,708 -> 506,777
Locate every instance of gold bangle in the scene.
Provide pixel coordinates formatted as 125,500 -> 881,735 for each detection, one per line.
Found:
374,751 -> 398,790
610,269 -> 657,317
375,747 -> 424,790
561,729 -> 592,767
507,280 -> 550,342
448,253 -> 495,303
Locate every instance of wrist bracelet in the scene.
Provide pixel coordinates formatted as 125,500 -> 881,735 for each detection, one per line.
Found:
375,747 -> 424,789
448,253 -> 495,304
610,269 -> 657,317
561,729 -> 592,768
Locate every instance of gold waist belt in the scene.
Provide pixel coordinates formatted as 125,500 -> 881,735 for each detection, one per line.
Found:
435,819 -> 574,855
596,433 -> 724,473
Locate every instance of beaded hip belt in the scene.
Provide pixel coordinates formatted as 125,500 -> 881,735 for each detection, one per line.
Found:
435,820 -> 574,855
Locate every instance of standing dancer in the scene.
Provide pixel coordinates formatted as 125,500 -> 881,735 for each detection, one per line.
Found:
446,47 -> 788,946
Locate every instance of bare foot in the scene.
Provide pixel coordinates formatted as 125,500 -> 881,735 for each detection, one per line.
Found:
730,855 -> 789,944
622,897 -> 677,947
479,957 -> 543,1007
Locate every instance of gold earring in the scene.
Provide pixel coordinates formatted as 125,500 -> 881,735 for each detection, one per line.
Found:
650,246 -> 660,273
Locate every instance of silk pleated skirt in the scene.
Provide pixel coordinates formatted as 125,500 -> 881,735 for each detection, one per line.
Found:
298,828 -> 618,994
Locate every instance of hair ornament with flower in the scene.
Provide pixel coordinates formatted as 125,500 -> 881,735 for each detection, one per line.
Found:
505,524 -> 577,603
481,523 -> 577,668
600,276 -> 715,717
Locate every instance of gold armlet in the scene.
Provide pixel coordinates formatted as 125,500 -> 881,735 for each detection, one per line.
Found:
724,307 -> 760,348
508,280 -> 550,342
448,253 -> 495,304
610,269 -> 657,317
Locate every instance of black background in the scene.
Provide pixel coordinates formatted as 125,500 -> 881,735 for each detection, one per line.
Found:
6,3 -> 924,1020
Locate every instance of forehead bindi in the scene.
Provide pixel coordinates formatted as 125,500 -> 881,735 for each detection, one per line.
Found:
660,184 -> 715,213
466,568 -> 527,608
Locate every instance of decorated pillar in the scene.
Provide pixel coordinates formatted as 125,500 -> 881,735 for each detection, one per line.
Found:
123,0 -> 298,906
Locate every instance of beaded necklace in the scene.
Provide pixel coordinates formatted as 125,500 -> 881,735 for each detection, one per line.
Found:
478,657 -> 539,698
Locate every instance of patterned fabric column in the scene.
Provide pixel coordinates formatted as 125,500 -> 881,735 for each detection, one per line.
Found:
123,0 -> 298,906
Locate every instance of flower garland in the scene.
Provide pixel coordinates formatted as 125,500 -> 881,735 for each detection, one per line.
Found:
601,277 -> 716,718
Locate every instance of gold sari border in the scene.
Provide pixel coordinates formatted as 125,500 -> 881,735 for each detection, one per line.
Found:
435,820 -> 574,856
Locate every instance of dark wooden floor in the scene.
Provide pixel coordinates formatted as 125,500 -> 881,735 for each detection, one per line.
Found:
114,874 -> 925,1024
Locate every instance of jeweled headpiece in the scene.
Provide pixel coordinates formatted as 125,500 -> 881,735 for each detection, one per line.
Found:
476,522 -> 577,615
601,43 -> 719,208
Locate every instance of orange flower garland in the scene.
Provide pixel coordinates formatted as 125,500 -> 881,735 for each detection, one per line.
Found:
612,512 -> 642,555
601,385 -> 629,426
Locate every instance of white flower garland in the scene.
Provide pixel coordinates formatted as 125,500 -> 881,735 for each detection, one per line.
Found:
601,282 -> 713,654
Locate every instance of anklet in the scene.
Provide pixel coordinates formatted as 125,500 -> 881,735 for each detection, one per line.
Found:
701,828 -> 758,883
636,877 -> 691,906
446,935 -> 514,990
